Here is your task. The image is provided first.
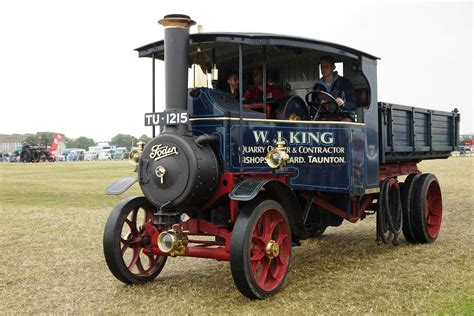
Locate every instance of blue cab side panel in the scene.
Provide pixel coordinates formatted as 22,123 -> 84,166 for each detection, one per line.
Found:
228,122 -> 365,195
192,119 -> 367,196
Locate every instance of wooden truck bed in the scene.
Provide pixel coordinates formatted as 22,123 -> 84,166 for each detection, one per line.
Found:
378,102 -> 460,163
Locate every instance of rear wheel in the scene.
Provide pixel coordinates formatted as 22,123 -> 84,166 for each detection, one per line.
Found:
400,173 -> 422,243
230,199 -> 292,299
411,174 -> 442,243
103,196 -> 167,284
20,150 -> 31,163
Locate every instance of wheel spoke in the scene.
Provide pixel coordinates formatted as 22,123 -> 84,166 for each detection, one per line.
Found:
135,254 -> 146,275
250,245 -> 265,262
144,209 -> 154,224
127,247 -> 140,270
266,217 -> 284,241
124,218 -> 139,236
268,260 -> 280,281
250,260 -> 259,275
120,242 -> 129,255
276,242 -> 290,266
130,208 -> 138,225
256,257 -> 270,287
251,233 -> 266,246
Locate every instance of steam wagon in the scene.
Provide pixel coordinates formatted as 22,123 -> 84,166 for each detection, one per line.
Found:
103,15 -> 460,299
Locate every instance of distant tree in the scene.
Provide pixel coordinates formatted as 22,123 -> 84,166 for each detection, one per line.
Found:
138,134 -> 151,144
111,134 -> 136,149
67,136 -> 95,150
24,132 -> 63,146
24,135 -> 37,145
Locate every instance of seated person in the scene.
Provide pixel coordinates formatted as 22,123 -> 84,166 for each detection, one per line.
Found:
244,66 -> 284,103
226,71 -> 240,101
312,55 -> 356,122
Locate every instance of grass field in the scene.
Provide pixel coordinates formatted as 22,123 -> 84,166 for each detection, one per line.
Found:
1,158 -> 473,314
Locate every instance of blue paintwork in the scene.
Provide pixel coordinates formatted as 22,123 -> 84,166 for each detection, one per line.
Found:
190,88 -> 376,196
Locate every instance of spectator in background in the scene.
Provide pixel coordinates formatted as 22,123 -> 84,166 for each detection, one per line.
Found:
244,66 -> 284,103
227,71 -> 240,101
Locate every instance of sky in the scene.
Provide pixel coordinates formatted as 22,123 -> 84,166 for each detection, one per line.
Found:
0,0 -> 472,141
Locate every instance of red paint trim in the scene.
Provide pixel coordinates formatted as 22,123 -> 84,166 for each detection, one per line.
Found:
358,195 -> 375,217
198,172 -> 287,214
198,173 -> 235,212
184,247 -> 230,261
379,162 -> 419,180
313,192 -> 348,220
230,199 -> 238,223
303,192 -> 375,224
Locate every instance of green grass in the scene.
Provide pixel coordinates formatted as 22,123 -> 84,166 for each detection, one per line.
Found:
0,158 -> 473,314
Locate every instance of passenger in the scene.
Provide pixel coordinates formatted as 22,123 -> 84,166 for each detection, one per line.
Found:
226,71 -> 240,101
244,66 -> 284,103
313,55 -> 356,122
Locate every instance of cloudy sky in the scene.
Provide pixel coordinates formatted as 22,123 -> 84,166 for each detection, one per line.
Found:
0,0 -> 472,141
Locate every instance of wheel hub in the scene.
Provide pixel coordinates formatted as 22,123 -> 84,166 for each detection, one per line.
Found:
265,240 -> 280,259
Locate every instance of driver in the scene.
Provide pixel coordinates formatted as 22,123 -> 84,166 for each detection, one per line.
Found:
312,55 -> 356,122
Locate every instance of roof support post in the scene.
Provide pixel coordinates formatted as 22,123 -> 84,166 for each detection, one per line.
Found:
238,43 -> 243,173
152,53 -> 156,137
262,46 -> 267,115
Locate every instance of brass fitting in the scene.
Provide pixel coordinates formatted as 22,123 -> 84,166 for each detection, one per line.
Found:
157,228 -> 188,257
265,139 -> 289,169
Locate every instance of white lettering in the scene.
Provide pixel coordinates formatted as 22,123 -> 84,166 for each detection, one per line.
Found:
290,132 -> 301,144
149,144 -> 179,161
253,131 -> 269,144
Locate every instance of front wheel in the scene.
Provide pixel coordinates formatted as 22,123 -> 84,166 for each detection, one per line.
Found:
103,196 -> 167,284
230,199 -> 292,299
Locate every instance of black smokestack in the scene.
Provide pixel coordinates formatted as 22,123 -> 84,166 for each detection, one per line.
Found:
158,14 -> 196,112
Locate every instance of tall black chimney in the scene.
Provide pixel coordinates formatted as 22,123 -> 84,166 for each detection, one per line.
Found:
158,14 -> 196,113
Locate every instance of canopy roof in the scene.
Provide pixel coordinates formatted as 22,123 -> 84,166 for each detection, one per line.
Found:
135,32 -> 379,62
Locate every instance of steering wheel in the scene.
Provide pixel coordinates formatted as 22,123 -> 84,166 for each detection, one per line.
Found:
304,90 -> 340,115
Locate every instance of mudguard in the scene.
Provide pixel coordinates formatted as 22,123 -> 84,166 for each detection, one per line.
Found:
228,179 -> 271,201
106,177 -> 138,195
229,179 -> 307,240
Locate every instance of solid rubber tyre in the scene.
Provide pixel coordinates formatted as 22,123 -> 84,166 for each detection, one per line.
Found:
411,174 -> 443,243
400,173 -> 422,243
103,196 -> 167,284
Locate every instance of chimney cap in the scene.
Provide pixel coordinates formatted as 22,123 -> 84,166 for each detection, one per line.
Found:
159,14 -> 196,28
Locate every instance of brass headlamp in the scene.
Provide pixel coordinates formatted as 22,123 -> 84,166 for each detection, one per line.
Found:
265,139 -> 289,169
128,141 -> 145,165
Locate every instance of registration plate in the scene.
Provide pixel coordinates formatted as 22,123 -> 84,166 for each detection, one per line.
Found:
144,111 -> 189,126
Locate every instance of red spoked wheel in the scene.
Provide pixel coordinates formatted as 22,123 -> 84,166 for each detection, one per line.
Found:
230,199 -> 291,299
412,174 -> 443,243
103,196 -> 167,284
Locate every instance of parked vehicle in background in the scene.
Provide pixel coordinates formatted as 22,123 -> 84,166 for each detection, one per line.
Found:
5,151 -> 20,162
56,154 -> 65,162
67,149 -> 85,162
112,147 -> 129,160
84,151 -> 99,161
67,152 -> 76,161
98,150 -> 112,161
